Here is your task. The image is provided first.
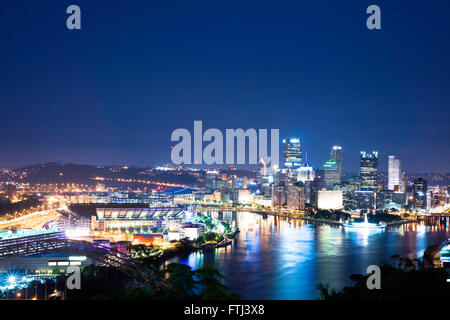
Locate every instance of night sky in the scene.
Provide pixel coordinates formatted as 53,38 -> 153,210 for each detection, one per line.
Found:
1,0 -> 449,172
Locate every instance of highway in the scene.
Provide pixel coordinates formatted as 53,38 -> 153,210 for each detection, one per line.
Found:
0,209 -> 61,230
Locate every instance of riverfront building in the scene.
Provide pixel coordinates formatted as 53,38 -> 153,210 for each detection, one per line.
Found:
317,190 -> 343,210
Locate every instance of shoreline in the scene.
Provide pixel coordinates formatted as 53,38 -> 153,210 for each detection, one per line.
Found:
137,232 -> 237,266
296,216 -> 418,227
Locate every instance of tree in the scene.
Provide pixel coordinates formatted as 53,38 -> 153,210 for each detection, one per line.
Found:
318,247 -> 450,300
163,263 -> 197,299
195,263 -> 239,300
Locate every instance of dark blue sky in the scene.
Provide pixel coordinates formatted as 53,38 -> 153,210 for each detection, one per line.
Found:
1,0 -> 449,172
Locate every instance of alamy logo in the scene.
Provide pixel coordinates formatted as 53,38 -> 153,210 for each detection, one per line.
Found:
366,5 -> 381,30
366,265 -> 381,289
66,266 -> 81,290
66,5 -> 81,30
170,121 -> 279,168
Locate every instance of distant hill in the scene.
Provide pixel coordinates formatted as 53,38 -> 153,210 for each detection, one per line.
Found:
1,163 -> 203,188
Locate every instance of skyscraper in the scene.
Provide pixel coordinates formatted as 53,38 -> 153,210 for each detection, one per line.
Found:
257,158 -> 266,185
297,154 -> 315,183
360,151 -> 378,191
330,146 -> 343,183
412,178 -> 428,211
287,184 -> 306,210
283,138 -> 302,167
323,160 -> 339,189
205,170 -> 219,191
388,155 -> 402,191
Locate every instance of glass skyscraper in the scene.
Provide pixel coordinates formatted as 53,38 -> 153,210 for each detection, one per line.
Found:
330,146 -> 343,184
388,155 -> 402,191
360,151 -> 378,191
323,160 -> 339,188
283,138 -> 302,167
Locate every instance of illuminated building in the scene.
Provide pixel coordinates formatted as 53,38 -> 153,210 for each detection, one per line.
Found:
309,169 -> 325,207
283,138 -> 302,167
317,190 -> 343,210
236,189 -> 251,203
272,184 -> 287,207
232,177 -> 247,189
260,174 -> 273,198
92,205 -> 184,232
205,170 -> 219,192
182,223 -> 205,240
388,155 -> 402,191
360,151 -> 378,191
287,184 -> 305,210
323,160 -> 339,189
376,190 -> 406,211
333,181 -> 359,211
253,194 -> 273,207
272,169 -> 288,207
297,154 -> 315,183
297,156 -> 315,205
411,178 -> 428,211
132,233 -> 164,244
330,146 -> 343,183
353,190 -> 375,210
257,159 -> 266,185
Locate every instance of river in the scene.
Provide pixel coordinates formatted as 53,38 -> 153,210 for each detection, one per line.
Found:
170,211 -> 450,299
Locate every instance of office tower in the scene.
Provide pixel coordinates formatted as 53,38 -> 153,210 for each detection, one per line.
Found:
412,178 -> 427,210
257,158 -> 266,185
360,151 -> 378,191
323,160 -> 339,188
287,184 -> 306,210
330,146 -> 343,183
261,174 -> 273,198
272,170 -> 288,207
313,169 -> 325,189
273,185 -> 287,207
232,177 -> 247,190
376,189 -> 393,210
309,169 -> 325,207
205,170 -> 219,192
412,178 -> 427,194
353,190 -> 375,210
283,138 -> 302,167
388,155 -> 402,191
297,155 -> 315,183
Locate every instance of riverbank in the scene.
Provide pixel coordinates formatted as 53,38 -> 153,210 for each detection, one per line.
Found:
297,216 -> 344,226
296,216 -> 417,227
136,232 -> 237,266
385,219 -> 418,227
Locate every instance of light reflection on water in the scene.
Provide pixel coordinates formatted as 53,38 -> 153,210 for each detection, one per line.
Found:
170,212 -> 450,300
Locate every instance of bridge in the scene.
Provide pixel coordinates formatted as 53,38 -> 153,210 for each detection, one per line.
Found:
180,201 -> 305,215
0,231 -> 165,289
430,204 -> 450,216
182,201 -> 450,218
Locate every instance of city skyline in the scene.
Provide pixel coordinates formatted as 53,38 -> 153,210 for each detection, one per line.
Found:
1,143 -> 446,175
1,0 -> 450,306
0,1 -> 449,172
